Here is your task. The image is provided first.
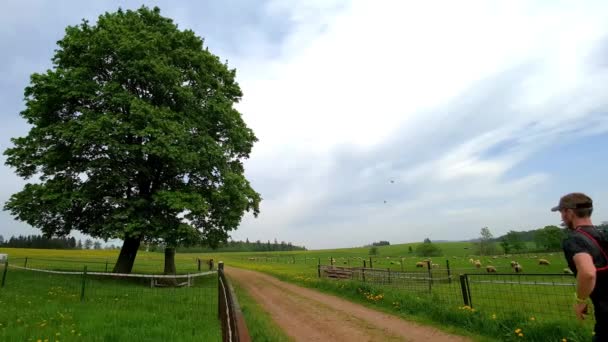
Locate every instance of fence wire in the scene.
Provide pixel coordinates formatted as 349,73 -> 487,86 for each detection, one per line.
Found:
319,264 -> 584,322
465,273 -> 577,320
0,260 -> 221,341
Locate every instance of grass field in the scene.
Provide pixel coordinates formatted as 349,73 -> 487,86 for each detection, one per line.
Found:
0,249 -> 221,342
0,243 -> 594,342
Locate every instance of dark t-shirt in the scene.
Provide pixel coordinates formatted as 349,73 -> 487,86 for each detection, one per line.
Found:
562,225 -> 608,331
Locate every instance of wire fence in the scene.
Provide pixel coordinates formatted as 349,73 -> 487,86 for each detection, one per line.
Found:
218,263 -> 250,342
10,256 -> 216,274
319,264 -> 583,322
0,259 -> 222,341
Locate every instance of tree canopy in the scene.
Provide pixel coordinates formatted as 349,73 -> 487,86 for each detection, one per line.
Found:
3,6 -> 261,273
415,239 -> 442,257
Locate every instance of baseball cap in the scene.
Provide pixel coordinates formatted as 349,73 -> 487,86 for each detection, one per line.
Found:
550,192 -> 593,212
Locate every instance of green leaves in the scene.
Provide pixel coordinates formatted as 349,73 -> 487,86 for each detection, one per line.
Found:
4,6 -> 261,248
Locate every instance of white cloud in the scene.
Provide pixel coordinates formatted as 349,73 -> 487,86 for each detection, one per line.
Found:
230,1 -> 608,248
2,1 -> 608,249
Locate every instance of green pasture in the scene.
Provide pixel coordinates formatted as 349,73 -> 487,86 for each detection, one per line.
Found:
0,243 -> 591,342
215,257 -> 594,342
0,264 -> 220,342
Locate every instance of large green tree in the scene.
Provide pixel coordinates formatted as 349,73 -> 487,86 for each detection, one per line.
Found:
476,227 -> 497,256
534,225 -> 565,251
3,7 -> 261,274
499,230 -> 525,254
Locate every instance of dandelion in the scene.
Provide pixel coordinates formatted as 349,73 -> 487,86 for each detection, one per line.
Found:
518,333 -> 524,337
530,317 -> 535,321
562,339 -> 567,342
515,328 -> 522,334
37,340 -> 42,342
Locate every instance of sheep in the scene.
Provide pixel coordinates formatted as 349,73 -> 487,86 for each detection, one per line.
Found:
486,265 -> 497,273
416,262 -> 425,268
510,261 -> 518,267
538,259 -> 550,266
474,260 -> 482,268
563,268 -> 574,275
513,264 -> 523,273
468,258 -> 475,264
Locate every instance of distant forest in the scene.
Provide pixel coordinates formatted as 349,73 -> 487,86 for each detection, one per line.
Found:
172,239 -> 307,253
0,234 -> 106,250
0,234 -> 306,253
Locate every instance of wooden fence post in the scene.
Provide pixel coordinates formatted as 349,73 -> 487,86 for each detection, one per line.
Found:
459,274 -> 470,307
427,260 -> 433,293
446,259 -> 452,284
1,260 -> 8,288
363,260 -> 366,282
369,257 -> 373,269
24,257 -> 28,268
80,265 -> 87,302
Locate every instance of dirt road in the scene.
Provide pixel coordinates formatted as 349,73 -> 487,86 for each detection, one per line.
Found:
228,267 -> 472,342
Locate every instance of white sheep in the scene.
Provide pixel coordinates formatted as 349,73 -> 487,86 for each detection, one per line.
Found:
513,264 -> 523,273
538,259 -> 550,266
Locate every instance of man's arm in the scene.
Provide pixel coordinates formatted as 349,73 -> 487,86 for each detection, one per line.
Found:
573,253 -> 596,300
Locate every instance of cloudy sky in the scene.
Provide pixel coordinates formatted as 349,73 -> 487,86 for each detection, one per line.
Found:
2,1 -> 608,249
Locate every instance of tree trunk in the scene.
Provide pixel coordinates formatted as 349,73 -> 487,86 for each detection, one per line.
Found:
112,236 -> 142,274
164,247 -> 176,275
158,247 -> 178,287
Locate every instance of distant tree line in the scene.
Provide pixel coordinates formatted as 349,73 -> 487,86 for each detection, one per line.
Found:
478,222 -> 608,255
367,240 -> 391,247
0,234 -> 108,250
147,238 -> 307,253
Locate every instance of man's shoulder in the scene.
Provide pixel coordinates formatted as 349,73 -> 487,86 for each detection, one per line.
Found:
562,231 -> 591,253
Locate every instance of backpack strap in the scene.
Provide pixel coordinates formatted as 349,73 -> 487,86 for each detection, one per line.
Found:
575,227 -> 608,271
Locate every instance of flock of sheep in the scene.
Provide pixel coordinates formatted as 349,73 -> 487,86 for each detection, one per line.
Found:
252,255 -> 575,275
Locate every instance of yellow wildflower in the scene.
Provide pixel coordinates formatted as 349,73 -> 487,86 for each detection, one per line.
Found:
562,339 -> 567,342
518,333 -> 524,337
530,317 -> 535,321
515,328 -> 522,334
